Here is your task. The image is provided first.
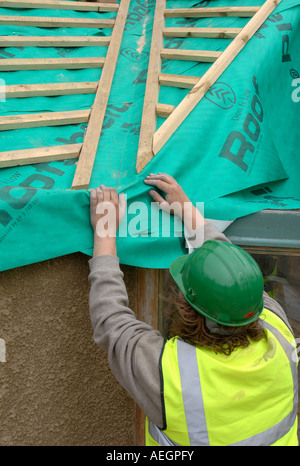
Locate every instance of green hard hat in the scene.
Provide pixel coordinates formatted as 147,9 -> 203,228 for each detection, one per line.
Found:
169,240 -> 264,327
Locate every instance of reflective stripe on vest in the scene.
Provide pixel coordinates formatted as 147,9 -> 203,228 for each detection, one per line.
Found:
148,318 -> 298,447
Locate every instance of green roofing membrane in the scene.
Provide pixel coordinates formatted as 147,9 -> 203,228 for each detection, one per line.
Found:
0,0 -> 300,271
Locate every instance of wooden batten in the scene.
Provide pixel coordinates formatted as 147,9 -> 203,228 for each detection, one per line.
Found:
0,110 -> 90,131
164,7 -> 260,18
0,57 -> 105,71
0,15 -> 115,28
0,144 -> 82,168
136,0 -> 166,174
159,73 -> 200,89
163,27 -> 242,39
161,49 -> 222,62
4,82 -> 98,98
0,35 -> 111,47
0,0 -> 119,11
71,0 -> 131,189
156,103 -> 175,118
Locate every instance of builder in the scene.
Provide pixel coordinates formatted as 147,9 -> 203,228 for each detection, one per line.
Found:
88,173 -> 298,446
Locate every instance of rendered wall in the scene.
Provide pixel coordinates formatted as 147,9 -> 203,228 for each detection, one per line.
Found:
0,253 -> 136,446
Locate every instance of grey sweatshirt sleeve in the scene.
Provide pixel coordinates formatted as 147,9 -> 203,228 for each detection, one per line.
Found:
88,254 -> 165,428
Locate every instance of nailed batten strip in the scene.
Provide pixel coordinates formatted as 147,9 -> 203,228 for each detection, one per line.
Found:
71,0 -> 131,190
164,7 -> 260,18
156,103 -> 175,118
161,49 -> 222,62
0,110 -> 90,131
0,144 -> 82,168
4,82 -> 98,98
0,15 -> 115,28
136,0 -> 166,173
0,36 -> 111,47
159,74 -> 200,89
0,0 -> 119,11
163,27 -> 242,39
0,57 -> 105,71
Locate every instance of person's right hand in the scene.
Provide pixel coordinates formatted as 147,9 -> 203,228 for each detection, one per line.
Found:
144,173 -> 191,218
144,173 -> 207,232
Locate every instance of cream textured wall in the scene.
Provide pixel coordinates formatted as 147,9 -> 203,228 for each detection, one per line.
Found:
0,253 -> 136,446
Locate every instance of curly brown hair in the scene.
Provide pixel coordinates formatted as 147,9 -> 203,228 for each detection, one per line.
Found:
164,289 -> 265,356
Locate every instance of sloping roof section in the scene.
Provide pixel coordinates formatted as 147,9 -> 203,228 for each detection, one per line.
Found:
0,0 -> 130,190
136,0 -> 282,172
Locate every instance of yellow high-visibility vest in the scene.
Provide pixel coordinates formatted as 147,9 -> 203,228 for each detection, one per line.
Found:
146,308 -> 298,446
